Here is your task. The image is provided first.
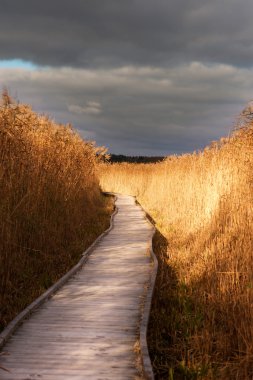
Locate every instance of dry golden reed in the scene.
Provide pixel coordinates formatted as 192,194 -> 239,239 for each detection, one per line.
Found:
99,119 -> 253,379
0,92 -> 112,330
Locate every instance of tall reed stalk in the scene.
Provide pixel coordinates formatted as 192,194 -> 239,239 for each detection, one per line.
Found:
99,118 -> 253,379
0,93 -> 112,330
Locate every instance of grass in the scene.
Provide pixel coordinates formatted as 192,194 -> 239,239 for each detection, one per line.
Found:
0,91 -> 113,331
99,115 -> 253,379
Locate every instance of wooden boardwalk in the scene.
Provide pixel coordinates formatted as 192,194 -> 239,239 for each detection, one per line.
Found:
0,195 -> 154,380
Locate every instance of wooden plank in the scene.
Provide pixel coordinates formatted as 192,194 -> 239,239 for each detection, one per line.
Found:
0,194 -> 154,379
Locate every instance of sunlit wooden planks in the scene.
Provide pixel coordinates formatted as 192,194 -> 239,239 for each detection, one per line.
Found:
0,194 -> 153,380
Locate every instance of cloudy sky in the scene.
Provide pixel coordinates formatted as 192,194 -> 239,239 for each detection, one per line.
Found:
0,0 -> 253,155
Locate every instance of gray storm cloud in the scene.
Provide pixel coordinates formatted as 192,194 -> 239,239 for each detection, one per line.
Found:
0,0 -> 252,154
0,63 -> 250,155
0,0 -> 253,68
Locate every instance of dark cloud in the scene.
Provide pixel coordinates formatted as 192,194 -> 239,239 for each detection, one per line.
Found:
0,63 -> 248,155
0,1 -> 252,155
0,0 -> 253,68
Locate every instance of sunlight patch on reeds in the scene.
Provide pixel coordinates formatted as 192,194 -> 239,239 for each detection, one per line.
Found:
99,119 -> 253,379
0,92 -> 112,330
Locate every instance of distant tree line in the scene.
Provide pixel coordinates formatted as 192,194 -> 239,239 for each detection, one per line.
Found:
109,154 -> 164,163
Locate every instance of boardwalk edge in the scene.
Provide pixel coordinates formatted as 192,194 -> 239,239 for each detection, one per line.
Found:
0,193 -> 118,350
138,202 -> 158,380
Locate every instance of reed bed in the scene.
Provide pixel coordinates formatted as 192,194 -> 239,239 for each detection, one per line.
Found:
99,119 -> 253,379
0,92 -> 113,331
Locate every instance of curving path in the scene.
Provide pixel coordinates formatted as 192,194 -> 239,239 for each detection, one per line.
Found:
0,195 -> 154,380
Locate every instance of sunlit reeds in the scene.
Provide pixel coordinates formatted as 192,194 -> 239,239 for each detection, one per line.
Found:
0,92 -> 112,330
99,117 -> 253,378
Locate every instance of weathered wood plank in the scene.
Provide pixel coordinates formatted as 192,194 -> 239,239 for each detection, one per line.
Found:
0,194 -> 154,379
